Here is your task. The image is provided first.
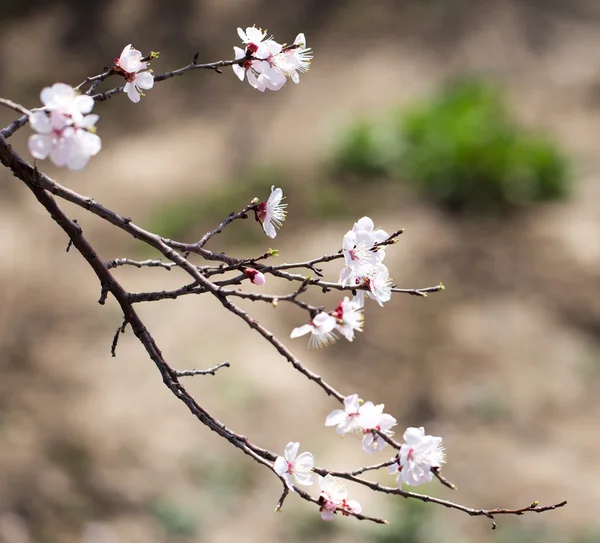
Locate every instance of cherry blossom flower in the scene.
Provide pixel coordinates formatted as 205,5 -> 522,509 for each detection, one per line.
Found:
332,297 -> 364,341
39,82 -> 94,122
273,442 -> 315,490
271,33 -> 313,84
325,394 -> 362,435
244,268 -> 266,285
388,427 -> 445,487
357,402 -> 397,454
365,263 -> 393,307
339,217 -> 388,287
319,475 -> 361,521
290,312 -> 337,349
28,109 -> 101,170
232,46 -> 268,91
115,44 -> 154,103
237,26 -> 269,56
257,186 -> 287,239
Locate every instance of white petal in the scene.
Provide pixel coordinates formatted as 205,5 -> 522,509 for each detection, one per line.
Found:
237,27 -> 247,42
29,111 -> 52,134
274,456 -> 288,477
294,451 -> 314,473
293,471 -> 314,486
125,82 -> 140,103
263,220 -> 276,238
387,462 -> 400,475
345,500 -> 361,515
294,33 -> 306,47
325,409 -> 346,427
290,324 -> 312,338
245,26 -> 265,44
320,509 -> 335,521
28,134 -> 55,159
77,114 -> 99,129
73,94 -> 94,114
135,71 -> 154,90
49,137 -> 71,167
284,442 -> 299,462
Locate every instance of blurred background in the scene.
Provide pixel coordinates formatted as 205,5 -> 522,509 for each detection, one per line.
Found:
2,0 -> 600,541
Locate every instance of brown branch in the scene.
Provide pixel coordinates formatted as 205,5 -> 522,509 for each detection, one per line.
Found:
176,361 -> 230,377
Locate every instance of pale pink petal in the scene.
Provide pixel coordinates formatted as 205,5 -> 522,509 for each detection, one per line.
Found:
73,94 -> 94,114
28,134 -> 55,159
29,111 -> 52,133
125,82 -> 140,103
284,442 -> 300,462
135,71 -> 154,90
273,456 -> 288,477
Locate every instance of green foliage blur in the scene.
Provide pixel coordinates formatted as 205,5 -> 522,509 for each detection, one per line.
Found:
332,78 -> 571,212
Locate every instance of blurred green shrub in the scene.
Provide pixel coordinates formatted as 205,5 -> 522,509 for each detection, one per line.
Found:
331,78 -> 571,212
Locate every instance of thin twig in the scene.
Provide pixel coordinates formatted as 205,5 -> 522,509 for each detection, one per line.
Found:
176,361 -> 230,377
106,257 -> 175,270
111,319 -> 128,357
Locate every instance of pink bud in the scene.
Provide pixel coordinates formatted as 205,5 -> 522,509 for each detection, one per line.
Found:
244,268 -> 266,285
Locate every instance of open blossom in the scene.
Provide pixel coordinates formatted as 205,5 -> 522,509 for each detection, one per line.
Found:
358,402 -> 397,454
339,217 -> 388,287
28,84 -> 101,170
244,268 -> 266,285
319,475 -> 361,521
115,44 -> 154,103
332,297 -> 364,341
388,427 -> 445,487
274,442 -> 314,490
271,33 -> 312,84
39,82 -> 94,122
325,394 -> 363,435
257,186 -> 287,239
290,312 -> 337,349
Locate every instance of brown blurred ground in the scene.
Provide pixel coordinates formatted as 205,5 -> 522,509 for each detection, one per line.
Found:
2,1 -> 600,542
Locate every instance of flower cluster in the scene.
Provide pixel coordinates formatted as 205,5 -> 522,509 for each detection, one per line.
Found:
290,297 -> 364,349
233,26 -> 312,92
340,217 -> 393,307
273,443 -> 361,521
114,44 -> 155,103
28,83 -> 101,170
325,394 -> 397,454
388,427 -> 445,487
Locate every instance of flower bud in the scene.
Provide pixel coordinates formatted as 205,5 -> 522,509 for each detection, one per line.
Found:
244,268 -> 266,285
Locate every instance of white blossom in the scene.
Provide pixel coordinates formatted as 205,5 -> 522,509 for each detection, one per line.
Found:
319,475 -> 362,521
39,82 -> 94,122
365,263 -> 393,307
257,186 -> 287,239
388,427 -> 445,487
232,46 -> 268,91
28,99 -> 101,171
325,394 -> 362,435
271,33 -> 313,84
332,297 -> 364,341
358,402 -> 397,454
339,216 -> 388,287
115,44 -> 154,103
290,312 -> 337,349
273,442 -> 314,490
